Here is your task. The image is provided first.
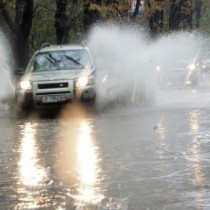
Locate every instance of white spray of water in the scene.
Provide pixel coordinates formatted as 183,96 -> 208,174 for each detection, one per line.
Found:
87,23 -> 203,110
0,30 -> 15,108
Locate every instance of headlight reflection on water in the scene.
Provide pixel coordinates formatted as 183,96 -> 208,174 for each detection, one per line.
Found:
18,122 -> 47,186
16,122 -> 49,209
186,110 -> 206,208
75,120 -> 104,204
56,105 -> 104,207
187,110 -> 204,186
189,110 -> 200,134
15,106 -> 104,209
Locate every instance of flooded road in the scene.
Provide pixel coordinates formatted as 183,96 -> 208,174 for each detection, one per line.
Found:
1,23 -> 210,210
0,89 -> 210,210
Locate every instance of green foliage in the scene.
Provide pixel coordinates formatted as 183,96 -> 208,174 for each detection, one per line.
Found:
69,0 -> 85,43
200,8 -> 210,34
30,1 -> 56,52
5,0 -> 210,55
6,0 -> 16,19
31,0 -> 86,51
199,2 -> 210,34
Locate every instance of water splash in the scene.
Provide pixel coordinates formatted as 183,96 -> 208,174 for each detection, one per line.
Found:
0,30 -> 15,109
87,23 -> 203,110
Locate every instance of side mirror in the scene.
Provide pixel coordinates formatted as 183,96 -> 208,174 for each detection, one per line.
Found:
15,69 -> 25,76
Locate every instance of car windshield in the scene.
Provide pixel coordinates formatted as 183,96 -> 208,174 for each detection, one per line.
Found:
31,49 -> 93,72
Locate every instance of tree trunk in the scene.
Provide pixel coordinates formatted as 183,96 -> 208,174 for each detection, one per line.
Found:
132,0 -> 141,18
169,0 -> 193,31
0,0 -> 33,70
153,0 -> 164,34
83,0 -> 101,33
169,0 -> 180,31
65,0 -> 78,43
15,0 -> 34,68
146,0 -> 164,37
195,0 -> 201,28
180,0 -> 193,30
55,0 -> 78,44
55,0 -> 67,44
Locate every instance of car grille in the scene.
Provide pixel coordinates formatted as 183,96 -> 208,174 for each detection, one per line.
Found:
36,91 -> 71,95
38,82 -> 68,89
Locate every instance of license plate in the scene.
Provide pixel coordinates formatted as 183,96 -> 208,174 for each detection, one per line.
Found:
41,95 -> 67,103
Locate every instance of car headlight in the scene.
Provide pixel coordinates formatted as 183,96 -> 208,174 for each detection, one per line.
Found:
186,80 -> 192,85
189,64 -> 196,71
156,65 -> 161,72
20,80 -> 32,91
75,77 -> 93,88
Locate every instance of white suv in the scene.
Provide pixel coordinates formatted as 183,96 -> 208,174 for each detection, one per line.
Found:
15,44 -> 96,110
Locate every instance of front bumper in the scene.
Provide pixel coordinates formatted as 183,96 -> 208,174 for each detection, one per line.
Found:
16,80 -> 95,108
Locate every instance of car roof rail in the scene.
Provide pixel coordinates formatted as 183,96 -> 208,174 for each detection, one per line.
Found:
41,43 -> 51,49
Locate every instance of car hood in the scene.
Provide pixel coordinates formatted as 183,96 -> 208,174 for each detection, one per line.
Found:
22,69 -> 95,82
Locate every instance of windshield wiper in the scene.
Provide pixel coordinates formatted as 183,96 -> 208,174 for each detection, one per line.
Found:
46,54 -> 61,70
46,56 -> 55,65
64,55 -> 85,69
